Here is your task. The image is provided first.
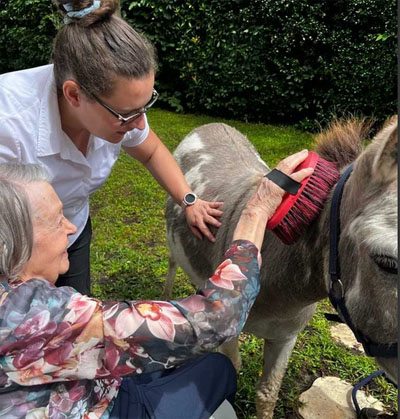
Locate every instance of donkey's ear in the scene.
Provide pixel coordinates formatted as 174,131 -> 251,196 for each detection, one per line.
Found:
371,118 -> 398,185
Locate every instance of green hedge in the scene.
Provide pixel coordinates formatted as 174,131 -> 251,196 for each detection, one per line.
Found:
123,0 -> 396,128
0,0 -> 59,74
0,0 -> 395,128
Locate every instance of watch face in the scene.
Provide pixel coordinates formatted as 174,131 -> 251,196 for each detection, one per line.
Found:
185,193 -> 197,204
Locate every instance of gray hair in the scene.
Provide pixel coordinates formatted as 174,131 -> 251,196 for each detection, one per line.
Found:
0,164 -> 50,280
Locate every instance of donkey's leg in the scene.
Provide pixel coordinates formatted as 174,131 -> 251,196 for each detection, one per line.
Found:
163,254 -> 177,299
218,337 -> 242,371
256,336 -> 297,419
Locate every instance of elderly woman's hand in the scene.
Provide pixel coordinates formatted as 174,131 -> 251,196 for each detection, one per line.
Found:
247,149 -> 313,218
184,199 -> 224,242
233,149 -> 314,248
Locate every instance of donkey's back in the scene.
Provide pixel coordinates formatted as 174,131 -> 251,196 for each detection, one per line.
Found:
166,122 -> 321,309
166,123 -> 270,283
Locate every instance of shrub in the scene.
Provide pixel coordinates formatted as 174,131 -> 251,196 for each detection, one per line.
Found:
0,0 -> 59,74
123,0 -> 396,127
0,0 -> 395,128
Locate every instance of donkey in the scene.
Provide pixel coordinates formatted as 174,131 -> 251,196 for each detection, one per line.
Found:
164,118 -> 398,418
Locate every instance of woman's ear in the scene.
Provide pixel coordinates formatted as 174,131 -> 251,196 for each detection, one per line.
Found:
62,80 -> 83,108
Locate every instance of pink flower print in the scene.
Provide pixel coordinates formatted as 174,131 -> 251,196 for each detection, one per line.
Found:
103,303 -> 119,320
50,392 -> 74,415
135,301 -> 187,342
44,341 -> 73,366
112,306 -> 143,339
16,359 -> 49,384
65,294 -> 97,324
104,345 -> 120,372
178,293 -> 225,315
209,259 -> 247,290
13,339 -> 46,368
176,295 -> 206,312
68,382 -> 87,402
114,302 -> 187,342
46,322 -> 75,349
14,310 -> 52,337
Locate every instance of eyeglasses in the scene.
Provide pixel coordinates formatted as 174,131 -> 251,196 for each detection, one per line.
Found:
88,89 -> 159,126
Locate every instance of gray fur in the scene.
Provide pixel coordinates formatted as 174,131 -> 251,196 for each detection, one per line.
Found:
165,120 -> 398,418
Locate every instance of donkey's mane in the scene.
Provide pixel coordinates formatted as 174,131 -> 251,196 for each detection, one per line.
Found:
314,117 -> 372,169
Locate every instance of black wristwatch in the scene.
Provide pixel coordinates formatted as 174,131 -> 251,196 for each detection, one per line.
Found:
182,192 -> 198,207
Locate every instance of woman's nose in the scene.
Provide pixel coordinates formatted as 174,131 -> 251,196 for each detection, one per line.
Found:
66,219 -> 78,236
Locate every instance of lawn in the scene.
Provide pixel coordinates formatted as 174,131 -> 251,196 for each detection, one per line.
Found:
90,108 -> 396,418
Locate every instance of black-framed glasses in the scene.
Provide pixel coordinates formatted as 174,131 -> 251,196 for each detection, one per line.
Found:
89,89 -> 159,126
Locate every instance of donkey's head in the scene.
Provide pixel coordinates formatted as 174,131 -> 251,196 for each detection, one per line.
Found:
317,118 -> 398,382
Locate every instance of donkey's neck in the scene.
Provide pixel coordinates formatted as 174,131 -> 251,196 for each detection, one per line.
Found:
262,193 -> 335,306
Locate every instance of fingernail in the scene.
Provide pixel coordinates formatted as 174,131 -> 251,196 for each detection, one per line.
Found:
301,149 -> 308,154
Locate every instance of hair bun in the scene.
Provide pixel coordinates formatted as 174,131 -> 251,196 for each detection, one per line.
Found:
53,0 -> 119,26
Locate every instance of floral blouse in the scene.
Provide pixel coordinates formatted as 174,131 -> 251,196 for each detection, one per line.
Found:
0,240 -> 260,418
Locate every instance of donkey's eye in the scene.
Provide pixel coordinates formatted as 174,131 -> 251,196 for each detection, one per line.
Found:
371,254 -> 398,275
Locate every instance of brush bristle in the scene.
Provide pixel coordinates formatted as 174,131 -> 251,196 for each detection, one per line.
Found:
272,158 -> 340,244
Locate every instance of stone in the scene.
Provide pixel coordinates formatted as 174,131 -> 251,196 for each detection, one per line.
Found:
298,376 -> 385,419
330,323 -> 365,354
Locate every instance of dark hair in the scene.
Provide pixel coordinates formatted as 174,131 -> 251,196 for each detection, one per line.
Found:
52,0 -> 157,98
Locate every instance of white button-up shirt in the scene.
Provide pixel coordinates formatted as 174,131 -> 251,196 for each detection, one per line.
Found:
0,64 -> 149,245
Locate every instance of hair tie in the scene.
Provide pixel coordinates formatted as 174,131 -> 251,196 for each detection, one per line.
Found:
64,0 -> 101,24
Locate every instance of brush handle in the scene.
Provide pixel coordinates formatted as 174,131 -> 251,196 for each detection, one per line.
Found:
265,169 -> 301,195
266,151 -> 319,230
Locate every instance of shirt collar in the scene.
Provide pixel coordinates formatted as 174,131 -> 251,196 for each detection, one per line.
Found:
36,67 -> 103,166
37,67 -> 66,157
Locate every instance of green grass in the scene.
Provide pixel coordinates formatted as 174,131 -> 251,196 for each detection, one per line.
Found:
90,108 -> 396,418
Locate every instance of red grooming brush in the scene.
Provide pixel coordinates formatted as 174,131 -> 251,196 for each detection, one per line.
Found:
266,151 -> 340,245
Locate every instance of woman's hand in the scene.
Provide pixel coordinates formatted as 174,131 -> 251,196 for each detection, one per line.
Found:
247,149 -> 313,219
184,199 -> 224,242
233,149 -> 314,248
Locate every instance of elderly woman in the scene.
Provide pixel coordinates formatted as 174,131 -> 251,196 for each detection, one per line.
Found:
0,154 -> 312,418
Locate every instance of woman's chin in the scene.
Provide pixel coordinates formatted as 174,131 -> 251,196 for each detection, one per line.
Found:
97,131 -> 125,144
59,259 -> 70,276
